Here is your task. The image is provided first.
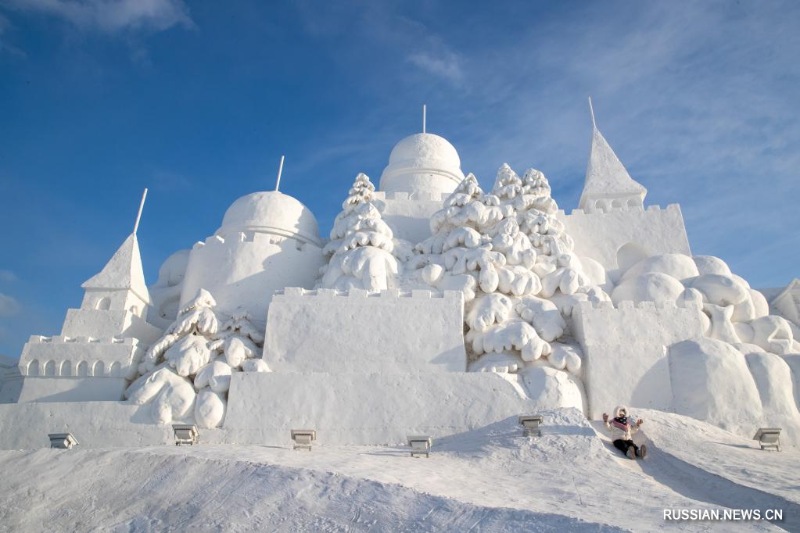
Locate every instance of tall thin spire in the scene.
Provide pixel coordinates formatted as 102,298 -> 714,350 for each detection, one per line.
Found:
133,188 -> 148,235
275,155 -> 285,192
422,104 -> 427,134
588,96 -> 597,130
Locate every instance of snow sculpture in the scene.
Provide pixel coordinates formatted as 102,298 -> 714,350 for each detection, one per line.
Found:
148,249 -> 190,328
613,253 -> 800,353
415,165 -> 609,381
319,173 -> 407,292
609,252 -> 800,440
126,289 -> 269,428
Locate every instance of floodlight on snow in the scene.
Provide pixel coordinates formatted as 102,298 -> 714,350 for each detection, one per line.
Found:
48,433 -> 78,449
518,415 -> 544,437
291,429 -> 316,451
753,427 -> 781,451
407,435 -> 432,458
172,424 -> 199,446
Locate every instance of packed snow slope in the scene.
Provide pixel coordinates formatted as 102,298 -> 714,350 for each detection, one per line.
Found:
1,409 -> 797,532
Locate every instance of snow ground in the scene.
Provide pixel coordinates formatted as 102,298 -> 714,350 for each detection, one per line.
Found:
0,409 -> 796,532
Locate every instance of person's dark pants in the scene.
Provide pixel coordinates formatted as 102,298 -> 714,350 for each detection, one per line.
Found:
613,439 -> 638,456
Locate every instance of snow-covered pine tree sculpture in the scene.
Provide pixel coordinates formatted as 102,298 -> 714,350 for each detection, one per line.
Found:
416,166 -> 609,376
318,173 -> 403,292
125,289 -> 270,428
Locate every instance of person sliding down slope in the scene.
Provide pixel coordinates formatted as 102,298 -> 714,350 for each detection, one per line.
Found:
603,406 -> 647,460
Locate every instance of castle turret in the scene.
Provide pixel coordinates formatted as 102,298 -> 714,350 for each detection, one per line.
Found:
17,231 -> 162,402
379,132 -> 465,197
373,131 -> 466,244
179,190 -> 326,323
79,233 -> 151,318
579,109 -> 647,213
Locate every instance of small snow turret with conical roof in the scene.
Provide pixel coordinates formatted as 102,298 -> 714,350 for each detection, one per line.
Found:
17,219 -> 162,403
579,100 -> 647,213
81,233 -> 151,316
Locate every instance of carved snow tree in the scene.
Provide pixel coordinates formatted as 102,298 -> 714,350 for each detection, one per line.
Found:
125,289 -> 270,428
318,173 -> 406,292
414,166 -> 609,375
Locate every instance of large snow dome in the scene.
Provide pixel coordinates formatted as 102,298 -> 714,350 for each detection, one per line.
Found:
218,191 -> 322,246
379,133 -> 465,196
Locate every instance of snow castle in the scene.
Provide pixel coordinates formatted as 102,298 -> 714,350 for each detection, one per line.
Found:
2,114 -> 800,449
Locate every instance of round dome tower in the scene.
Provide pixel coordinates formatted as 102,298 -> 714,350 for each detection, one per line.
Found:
217,191 -> 322,246
179,189 -> 325,322
379,133 -> 465,196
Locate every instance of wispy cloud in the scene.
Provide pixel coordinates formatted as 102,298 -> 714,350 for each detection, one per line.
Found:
408,49 -> 463,84
0,270 -> 17,283
2,0 -> 193,33
0,11 -> 25,56
295,1 -> 465,86
0,293 -> 20,317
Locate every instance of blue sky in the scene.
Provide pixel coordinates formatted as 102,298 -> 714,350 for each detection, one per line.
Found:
1,0 -> 799,358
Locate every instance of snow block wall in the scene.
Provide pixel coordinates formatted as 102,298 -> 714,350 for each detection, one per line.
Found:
373,191 -> 450,244
62,309 -> 161,344
223,371 -> 541,445
180,232 -> 325,322
573,299 -> 705,418
17,336 -> 146,402
0,356 -> 22,403
0,401 -> 172,449
264,288 -> 466,373
559,204 -> 691,272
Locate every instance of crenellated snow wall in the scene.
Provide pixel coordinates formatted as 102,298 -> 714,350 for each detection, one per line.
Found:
264,288 -> 467,373
558,204 -> 691,272
572,299 -> 706,418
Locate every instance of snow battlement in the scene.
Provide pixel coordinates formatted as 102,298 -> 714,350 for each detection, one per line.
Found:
272,287 -> 456,299
572,297 -> 706,418
372,190 -> 450,202
575,298 -> 702,312
26,335 -> 135,346
194,231 -> 321,251
558,203 -> 681,219
558,203 -> 691,271
19,334 -> 145,379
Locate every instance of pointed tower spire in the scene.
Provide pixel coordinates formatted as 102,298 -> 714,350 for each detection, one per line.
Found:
579,102 -> 647,212
82,233 -> 151,305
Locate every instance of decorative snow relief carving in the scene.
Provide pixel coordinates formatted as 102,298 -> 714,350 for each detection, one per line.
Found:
125,289 -> 270,428
413,165 -> 610,378
319,173 -> 410,292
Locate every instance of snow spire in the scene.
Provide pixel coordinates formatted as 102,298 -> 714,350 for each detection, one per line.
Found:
422,104 -> 427,134
579,103 -> 647,212
81,233 -> 151,305
275,155 -> 285,192
133,188 -> 148,235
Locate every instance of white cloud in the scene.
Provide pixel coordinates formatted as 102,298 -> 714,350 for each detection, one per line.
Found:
0,293 -> 20,317
408,50 -> 463,84
0,270 -> 17,283
3,0 -> 193,33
